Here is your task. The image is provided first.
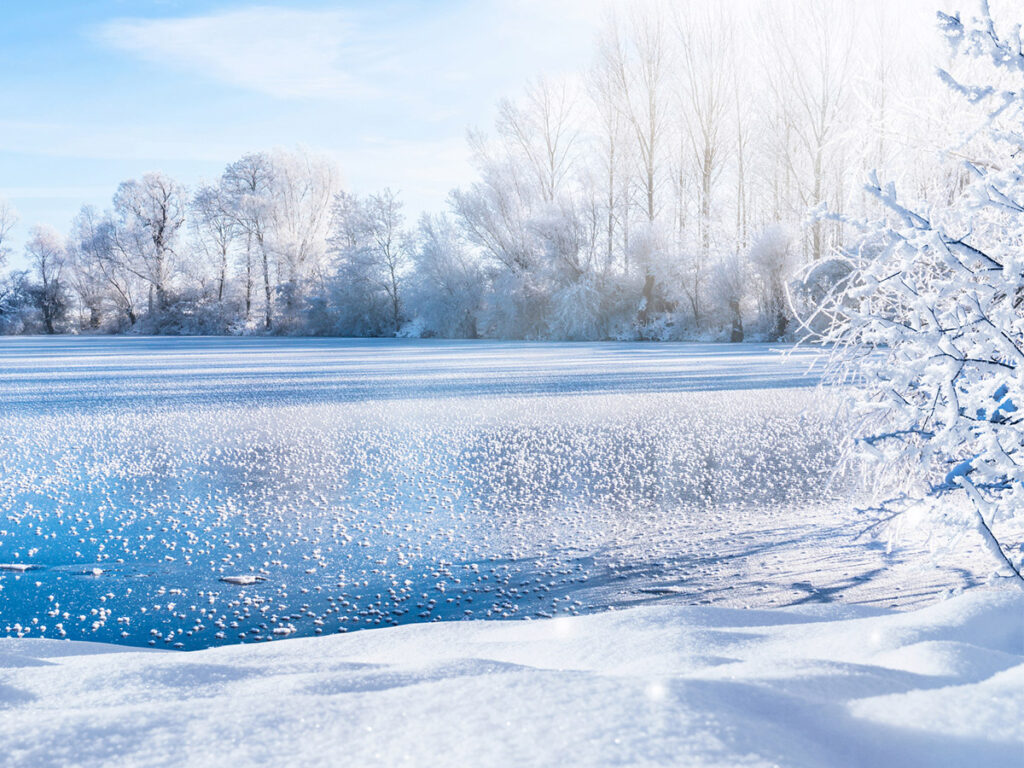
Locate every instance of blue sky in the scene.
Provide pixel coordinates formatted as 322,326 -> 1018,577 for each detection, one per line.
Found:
1,0 -> 608,267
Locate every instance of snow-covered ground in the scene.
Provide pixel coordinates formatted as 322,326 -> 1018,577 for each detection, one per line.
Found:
1,588 -> 1021,767
1,337 -> 1017,766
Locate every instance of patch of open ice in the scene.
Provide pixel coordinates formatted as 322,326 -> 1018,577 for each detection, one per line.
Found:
219,575 -> 265,586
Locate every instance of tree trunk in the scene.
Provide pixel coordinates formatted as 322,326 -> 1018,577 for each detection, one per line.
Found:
638,273 -> 656,328
729,298 -> 743,342
218,248 -> 227,302
262,246 -> 272,330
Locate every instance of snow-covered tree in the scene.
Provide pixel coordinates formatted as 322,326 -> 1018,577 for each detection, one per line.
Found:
222,153 -> 275,328
325,189 -> 412,336
25,225 -> 69,334
675,1 -> 732,326
363,188 -> 410,334
111,172 -> 187,314
749,224 -> 796,340
496,77 -> 580,206
267,148 -> 340,325
65,207 -> 115,329
0,200 -> 22,329
711,250 -> 746,342
409,213 -> 482,338
0,198 -> 16,271
0,270 -> 35,334
762,1 -> 855,263
816,3 -> 1024,583
190,183 -> 238,305
65,205 -> 145,328
599,8 -> 672,327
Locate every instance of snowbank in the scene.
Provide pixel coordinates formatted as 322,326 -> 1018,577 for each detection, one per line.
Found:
1,588 -> 1020,767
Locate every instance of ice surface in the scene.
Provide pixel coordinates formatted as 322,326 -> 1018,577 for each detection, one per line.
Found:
0,588 -> 1019,767
0,337 -> 990,650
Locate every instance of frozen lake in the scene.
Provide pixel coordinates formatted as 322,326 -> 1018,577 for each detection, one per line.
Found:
0,338 -> 979,649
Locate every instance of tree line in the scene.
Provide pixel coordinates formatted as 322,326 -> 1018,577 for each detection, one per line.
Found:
0,2 -> 963,340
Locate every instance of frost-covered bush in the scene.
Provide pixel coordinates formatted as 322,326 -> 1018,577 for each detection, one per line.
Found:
476,269 -> 552,340
710,252 -> 747,342
407,214 -> 482,338
0,270 -> 39,334
818,4 -> 1024,583
323,189 -> 410,337
323,273 -> 395,337
749,225 -> 797,340
791,257 -> 853,339
546,276 -> 606,340
133,292 -> 239,336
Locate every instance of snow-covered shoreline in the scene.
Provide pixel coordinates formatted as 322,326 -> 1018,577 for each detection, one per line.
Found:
2,588 -> 1021,767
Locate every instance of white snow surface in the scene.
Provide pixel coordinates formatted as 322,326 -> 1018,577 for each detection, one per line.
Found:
0,588 -> 1021,767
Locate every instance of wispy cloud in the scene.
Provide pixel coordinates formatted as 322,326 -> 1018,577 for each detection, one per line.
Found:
93,2 -> 614,105
95,7 -> 376,100
3,0 -> 621,256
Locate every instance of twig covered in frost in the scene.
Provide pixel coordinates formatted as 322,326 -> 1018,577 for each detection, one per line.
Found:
808,3 -> 1024,585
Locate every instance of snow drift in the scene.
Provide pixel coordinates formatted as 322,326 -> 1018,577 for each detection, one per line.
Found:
0,588 -> 1020,767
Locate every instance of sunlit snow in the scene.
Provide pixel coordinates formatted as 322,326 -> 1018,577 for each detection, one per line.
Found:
0,589 -> 1020,767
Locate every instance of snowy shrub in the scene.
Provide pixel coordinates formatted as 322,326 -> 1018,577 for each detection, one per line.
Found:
749,225 -> 796,340
300,293 -> 338,337
476,269 -> 552,339
395,316 -> 428,338
324,274 -> 395,337
325,189 -> 411,337
710,252 -> 747,342
817,4 -> 1024,583
134,292 -> 238,336
790,257 -> 854,339
0,270 -> 39,334
547,276 -> 606,340
408,213 -> 482,338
